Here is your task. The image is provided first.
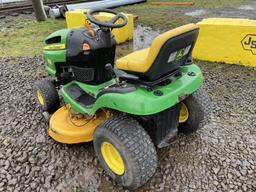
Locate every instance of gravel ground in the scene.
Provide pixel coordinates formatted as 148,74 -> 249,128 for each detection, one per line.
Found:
0,2 -> 256,191
0,56 -> 255,192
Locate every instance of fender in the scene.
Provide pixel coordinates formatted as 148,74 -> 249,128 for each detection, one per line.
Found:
60,64 -> 204,116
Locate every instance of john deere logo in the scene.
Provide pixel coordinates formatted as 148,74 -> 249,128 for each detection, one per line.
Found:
167,45 -> 191,63
241,34 -> 256,55
176,49 -> 185,60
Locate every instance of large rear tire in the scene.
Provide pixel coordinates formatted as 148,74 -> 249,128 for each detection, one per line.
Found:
33,80 -> 60,113
178,86 -> 211,134
93,116 -> 157,189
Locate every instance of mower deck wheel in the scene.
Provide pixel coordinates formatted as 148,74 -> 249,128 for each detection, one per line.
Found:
33,80 -> 60,113
93,115 -> 157,189
178,86 -> 211,134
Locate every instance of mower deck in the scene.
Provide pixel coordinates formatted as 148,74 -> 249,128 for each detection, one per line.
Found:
48,106 -> 109,144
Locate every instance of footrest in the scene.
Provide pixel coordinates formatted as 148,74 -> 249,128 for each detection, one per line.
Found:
65,84 -> 96,108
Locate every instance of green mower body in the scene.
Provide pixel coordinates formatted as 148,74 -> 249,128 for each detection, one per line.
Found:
43,29 -> 68,76
42,28 -> 203,116
60,64 -> 203,116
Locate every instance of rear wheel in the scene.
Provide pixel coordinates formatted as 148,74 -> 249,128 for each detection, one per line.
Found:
33,80 -> 60,113
178,86 -> 211,134
93,116 -> 157,189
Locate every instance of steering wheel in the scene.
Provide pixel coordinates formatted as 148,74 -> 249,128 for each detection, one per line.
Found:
86,9 -> 128,29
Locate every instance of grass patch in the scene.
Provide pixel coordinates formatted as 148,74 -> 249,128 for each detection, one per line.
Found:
0,0 -> 250,57
0,18 -> 65,57
147,0 -> 246,8
118,0 -> 249,29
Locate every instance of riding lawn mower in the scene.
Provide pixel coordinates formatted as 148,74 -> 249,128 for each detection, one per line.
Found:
34,9 -> 211,189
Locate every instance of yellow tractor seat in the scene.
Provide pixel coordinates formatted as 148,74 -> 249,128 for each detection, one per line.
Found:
117,48 -> 150,72
116,24 -> 199,81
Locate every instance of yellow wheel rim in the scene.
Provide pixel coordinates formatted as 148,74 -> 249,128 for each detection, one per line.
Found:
179,102 -> 189,123
36,90 -> 44,106
101,142 -> 125,175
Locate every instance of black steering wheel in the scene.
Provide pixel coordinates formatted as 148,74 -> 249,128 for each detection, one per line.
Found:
86,9 -> 128,29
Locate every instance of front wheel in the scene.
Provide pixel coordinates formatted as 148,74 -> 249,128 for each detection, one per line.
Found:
93,116 -> 157,189
178,86 -> 211,134
33,80 -> 60,113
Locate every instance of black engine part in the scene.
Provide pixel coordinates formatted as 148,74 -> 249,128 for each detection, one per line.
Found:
67,27 -> 116,85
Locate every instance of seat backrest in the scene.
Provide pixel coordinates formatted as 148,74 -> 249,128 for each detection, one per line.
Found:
143,24 -> 199,81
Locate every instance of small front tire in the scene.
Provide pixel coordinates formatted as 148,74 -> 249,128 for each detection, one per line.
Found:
93,116 -> 157,189
33,80 -> 60,113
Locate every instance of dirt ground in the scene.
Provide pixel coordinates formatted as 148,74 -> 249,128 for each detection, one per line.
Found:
0,1 -> 256,192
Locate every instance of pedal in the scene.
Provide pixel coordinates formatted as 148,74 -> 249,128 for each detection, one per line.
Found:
66,84 -> 96,108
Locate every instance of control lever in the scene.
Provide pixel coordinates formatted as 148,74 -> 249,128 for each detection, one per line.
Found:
105,64 -> 119,84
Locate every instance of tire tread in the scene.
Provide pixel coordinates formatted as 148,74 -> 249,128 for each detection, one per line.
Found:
94,115 -> 157,189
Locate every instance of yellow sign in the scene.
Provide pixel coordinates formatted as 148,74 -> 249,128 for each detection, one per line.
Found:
193,18 -> 256,67
241,34 -> 256,55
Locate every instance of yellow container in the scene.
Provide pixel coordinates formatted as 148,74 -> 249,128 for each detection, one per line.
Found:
66,9 -> 134,44
193,18 -> 256,67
